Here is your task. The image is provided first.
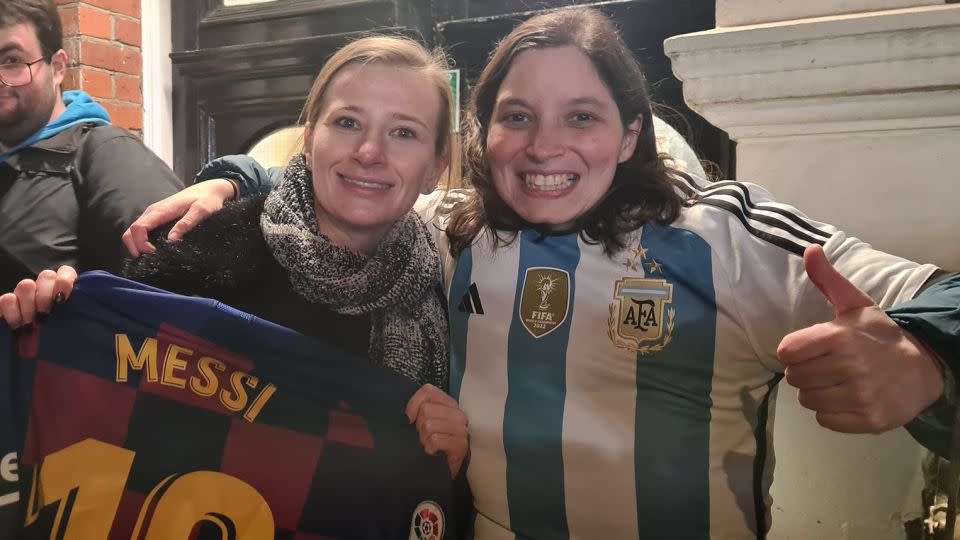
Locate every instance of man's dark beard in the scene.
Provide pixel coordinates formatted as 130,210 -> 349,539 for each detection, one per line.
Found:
0,111 -> 47,149
0,89 -> 57,149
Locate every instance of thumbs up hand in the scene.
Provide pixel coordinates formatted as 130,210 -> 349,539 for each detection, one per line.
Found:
777,245 -> 946,434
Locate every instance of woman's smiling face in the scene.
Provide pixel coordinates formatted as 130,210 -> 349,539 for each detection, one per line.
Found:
485,46 -> 639,227
305,62 -> 444,252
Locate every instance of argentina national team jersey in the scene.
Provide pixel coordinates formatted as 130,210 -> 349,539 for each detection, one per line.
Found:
0,272 -> 454,540
436,178 -> 937,539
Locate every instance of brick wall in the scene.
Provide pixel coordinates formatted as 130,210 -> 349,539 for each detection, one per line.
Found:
56,0 -> 143,135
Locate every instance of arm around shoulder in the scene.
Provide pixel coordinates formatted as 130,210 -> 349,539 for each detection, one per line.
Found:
194,154 -> 281,198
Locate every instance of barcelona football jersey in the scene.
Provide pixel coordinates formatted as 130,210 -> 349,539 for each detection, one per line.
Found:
0,271 -> 453,539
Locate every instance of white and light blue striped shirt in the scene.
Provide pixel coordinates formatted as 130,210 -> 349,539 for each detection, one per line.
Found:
425,178 -> 936,539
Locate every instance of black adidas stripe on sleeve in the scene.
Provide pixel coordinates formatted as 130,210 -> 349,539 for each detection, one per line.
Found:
686,179 -> 833,256
699,182 -> 832,243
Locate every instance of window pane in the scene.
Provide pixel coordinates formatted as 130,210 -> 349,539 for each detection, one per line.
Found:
246,126 -> 304,169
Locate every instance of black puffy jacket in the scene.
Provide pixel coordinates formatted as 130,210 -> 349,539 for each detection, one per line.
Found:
0,123 -> 182,291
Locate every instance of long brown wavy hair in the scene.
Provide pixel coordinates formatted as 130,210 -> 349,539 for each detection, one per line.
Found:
445,7 -> 687,257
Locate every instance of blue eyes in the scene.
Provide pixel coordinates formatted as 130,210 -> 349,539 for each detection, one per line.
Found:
331,117 -> 417,140
393,127 -> 417,139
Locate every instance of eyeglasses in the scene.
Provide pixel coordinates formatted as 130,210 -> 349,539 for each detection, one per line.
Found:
0,59 -> 45,87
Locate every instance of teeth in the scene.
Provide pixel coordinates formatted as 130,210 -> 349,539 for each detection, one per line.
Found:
523,173 -> 577,191
343,176 -> 390,190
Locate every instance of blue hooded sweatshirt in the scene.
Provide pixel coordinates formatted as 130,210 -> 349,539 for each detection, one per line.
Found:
0,90 -> 110,164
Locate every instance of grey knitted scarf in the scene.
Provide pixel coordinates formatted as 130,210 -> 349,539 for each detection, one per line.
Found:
260,153 -> 449,390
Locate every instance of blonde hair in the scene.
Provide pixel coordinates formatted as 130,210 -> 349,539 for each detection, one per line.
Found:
299,35 -> 454,159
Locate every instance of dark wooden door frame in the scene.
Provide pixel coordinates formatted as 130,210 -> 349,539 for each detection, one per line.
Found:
170,0 -> 421,180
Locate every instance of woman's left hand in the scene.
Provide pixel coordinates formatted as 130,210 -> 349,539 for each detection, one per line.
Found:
406,384 -> 469,477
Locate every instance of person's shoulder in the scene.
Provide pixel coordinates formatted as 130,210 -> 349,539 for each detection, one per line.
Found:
73,124 -> 157,171
123,196 -> 270,290
79,124 -> 146,151
74,124 -> 183,192
675,174 -> 795,227
157,195 -> 266,252
20,122 -> 100,154
674,172 -> 778,204
673,175 -> 835,258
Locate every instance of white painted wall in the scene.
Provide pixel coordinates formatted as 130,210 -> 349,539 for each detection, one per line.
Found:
717,0 -> 944,27
736,129 -> 958,540
668,3 -> 960,539
141,0 -> 173,168
736,129 -> 960,270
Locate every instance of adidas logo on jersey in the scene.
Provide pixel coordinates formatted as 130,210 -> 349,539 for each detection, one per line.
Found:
456,283 -> 484,314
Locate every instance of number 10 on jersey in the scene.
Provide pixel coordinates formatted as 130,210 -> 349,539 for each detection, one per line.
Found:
25,438 -> 274,539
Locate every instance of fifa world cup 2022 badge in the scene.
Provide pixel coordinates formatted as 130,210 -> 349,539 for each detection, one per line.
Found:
609,242 -> 676,354
410,501 -> 445,540
519,267 -> 570,338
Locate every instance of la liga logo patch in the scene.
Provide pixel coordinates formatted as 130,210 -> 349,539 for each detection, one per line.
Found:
409,500 -> 444,540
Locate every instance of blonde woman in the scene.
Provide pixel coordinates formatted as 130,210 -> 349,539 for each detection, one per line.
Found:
1,35 -> 469,479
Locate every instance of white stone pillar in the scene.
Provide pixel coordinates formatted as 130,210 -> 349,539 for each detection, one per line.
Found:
666,4 -> 960,539
716,0 -> 945,27
142,0 -> 174,168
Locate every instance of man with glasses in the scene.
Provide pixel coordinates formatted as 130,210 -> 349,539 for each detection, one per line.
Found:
0,4 -> 181,528
0,0 -> 182,294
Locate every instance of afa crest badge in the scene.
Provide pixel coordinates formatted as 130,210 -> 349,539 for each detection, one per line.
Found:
608,277 -> 676,354
518,267 -> 570,338
409,501 -> 445,540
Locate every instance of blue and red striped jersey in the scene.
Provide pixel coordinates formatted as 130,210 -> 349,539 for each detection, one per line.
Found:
0,271 -> 453,540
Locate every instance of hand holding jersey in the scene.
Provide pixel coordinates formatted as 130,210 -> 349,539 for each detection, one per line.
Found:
0,266 -> 77,329
2,269 -> 471,480
0,273 -> 457,539
4,257 -> 470,486
406,384 -> 470,477
779,244 -> 945,433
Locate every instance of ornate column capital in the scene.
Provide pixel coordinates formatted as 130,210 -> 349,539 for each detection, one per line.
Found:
665,5 -> 960,140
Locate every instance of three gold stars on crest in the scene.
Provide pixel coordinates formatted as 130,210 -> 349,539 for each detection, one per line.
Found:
622,243 -> 662,274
